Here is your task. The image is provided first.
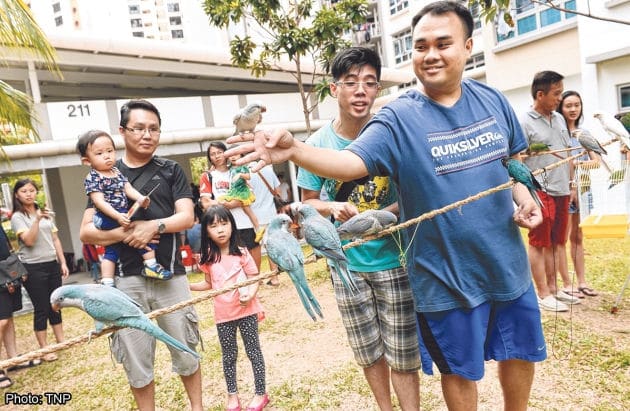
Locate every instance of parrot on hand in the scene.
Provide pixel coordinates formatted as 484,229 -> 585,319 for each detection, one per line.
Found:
50,284 -> 200,358
593,111 -> 630,150
265,214 -> 323,321
572,129 -> 612,173
297,203 -> 359,294
336,209 -> 398,241
233,101 -> 266,135
501,157 -> 544,209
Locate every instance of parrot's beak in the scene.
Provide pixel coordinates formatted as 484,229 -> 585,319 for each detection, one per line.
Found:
51,303 -> 60,312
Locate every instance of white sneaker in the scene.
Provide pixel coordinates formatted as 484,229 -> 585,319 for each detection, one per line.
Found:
555,290 -> 580,305
538,295 -> 569,312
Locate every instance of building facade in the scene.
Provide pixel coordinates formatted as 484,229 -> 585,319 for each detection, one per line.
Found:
355,0 -> 630,118
12,0 -> 630,260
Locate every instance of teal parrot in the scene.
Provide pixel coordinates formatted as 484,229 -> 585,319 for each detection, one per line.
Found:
50,284 -> 199,358
265,214 -> 323,321
501,157 -> 544,209
297,203 -> 359,294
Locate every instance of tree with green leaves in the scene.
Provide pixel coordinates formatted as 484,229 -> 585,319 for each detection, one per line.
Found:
0,0 -> 59,149
203,0 -> 368,134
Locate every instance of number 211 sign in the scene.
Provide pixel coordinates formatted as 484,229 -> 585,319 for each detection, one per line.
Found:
46,100 -> 110,141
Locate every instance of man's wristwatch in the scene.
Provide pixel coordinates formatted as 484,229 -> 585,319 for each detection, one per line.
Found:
157,220 -> 166,234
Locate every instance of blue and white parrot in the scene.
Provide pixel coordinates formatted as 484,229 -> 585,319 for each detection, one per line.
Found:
501,157 -> 544,209
296,203 -> 359,294
233,101 -> 266,135
50,284 -> 199,358
265,214 -> 323,321
336,209 -> 398,241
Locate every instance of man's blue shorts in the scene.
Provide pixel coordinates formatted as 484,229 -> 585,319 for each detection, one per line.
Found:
416,283 -> 546,381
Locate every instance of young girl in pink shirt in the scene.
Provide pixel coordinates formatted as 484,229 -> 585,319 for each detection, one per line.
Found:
189,205 -> 269,411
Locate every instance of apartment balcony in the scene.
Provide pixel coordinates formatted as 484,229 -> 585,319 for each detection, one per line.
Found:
354,22 -> 381,46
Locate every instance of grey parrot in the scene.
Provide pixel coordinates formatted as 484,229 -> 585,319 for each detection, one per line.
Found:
336,209 -> 398,241
572,129 -> 612,172
233,101 -> 267,135
265,214 -> 323,321
297,203 -> 359,294
593,111 -> 630,150
50,284 -> 199,358
501,157 -> 543,209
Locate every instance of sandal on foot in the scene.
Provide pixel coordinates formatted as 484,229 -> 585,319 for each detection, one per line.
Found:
578,286 -> 598,296
562,289 -> 585,299
7,357 -> 42,371
42,353 -> 58,362
0,373 -> 13,389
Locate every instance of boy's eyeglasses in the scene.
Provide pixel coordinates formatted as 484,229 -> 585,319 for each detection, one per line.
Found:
335,81 -> 380,90
123,127 -> 161,136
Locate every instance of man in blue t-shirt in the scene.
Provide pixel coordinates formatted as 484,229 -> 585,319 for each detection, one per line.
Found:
297,47 -> 420,410
225,2 -> 546,409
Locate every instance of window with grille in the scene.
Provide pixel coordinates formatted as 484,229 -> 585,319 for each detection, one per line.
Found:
497,0 -> 577,43
389,0 -> 409,15
393,30 -> 412,65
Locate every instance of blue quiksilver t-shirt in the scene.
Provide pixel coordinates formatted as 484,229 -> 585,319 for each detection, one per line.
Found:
348,79 -> 531,312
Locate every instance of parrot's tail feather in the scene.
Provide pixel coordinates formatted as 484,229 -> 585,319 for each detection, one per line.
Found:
531,189 -> 544,210
154,329 -> 200,359
288,275 -> 320,321
306,291 -> 324,319
120,319 -> 200,359
335,261 -> 359,294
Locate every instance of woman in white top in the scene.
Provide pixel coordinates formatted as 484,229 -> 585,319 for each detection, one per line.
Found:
11,179 -> 68,362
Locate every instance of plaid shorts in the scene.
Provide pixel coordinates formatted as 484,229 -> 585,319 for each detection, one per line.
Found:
331,266 -> 421,372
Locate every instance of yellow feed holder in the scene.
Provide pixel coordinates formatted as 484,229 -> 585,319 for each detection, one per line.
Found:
575,155 -> 629,240
580,214 -> 629,239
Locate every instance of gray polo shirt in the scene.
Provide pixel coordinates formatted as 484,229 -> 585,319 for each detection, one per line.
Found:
520,109 -> 571,196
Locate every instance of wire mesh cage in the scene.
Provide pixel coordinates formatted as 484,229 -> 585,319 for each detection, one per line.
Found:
576,158 -> 630,238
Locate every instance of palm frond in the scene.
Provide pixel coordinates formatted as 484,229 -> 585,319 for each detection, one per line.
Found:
0,0 -> 59,75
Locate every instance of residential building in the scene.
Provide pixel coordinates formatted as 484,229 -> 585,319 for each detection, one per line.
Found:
359,0 -> 630,120
9,0 -> 629,260
27,0 -> 229,45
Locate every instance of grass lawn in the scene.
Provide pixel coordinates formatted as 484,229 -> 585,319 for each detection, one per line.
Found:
2,236 -> 629,410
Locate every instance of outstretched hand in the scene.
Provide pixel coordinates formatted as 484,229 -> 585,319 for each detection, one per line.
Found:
225,129 -> 296,172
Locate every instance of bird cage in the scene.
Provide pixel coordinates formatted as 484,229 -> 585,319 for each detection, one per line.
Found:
577,159 -> 630,238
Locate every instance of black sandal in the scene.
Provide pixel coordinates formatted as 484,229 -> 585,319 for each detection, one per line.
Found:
0,372 -> 13,389
7,357 -> 42,372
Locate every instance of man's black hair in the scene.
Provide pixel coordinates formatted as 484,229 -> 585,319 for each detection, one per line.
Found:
330,47 -> 381,81
411,0 -> 474,39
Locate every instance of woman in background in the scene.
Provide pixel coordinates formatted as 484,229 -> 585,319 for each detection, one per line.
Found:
11,179 -> 68,361
557,90 -> 599,297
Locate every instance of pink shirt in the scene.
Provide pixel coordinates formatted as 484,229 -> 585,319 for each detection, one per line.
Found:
199,248 -> 263,324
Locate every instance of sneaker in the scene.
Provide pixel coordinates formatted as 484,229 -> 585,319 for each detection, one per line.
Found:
555,290 -> 580,305
142,263 -> 173,280
538,295 -> 569,312
100,278 -> 115,287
